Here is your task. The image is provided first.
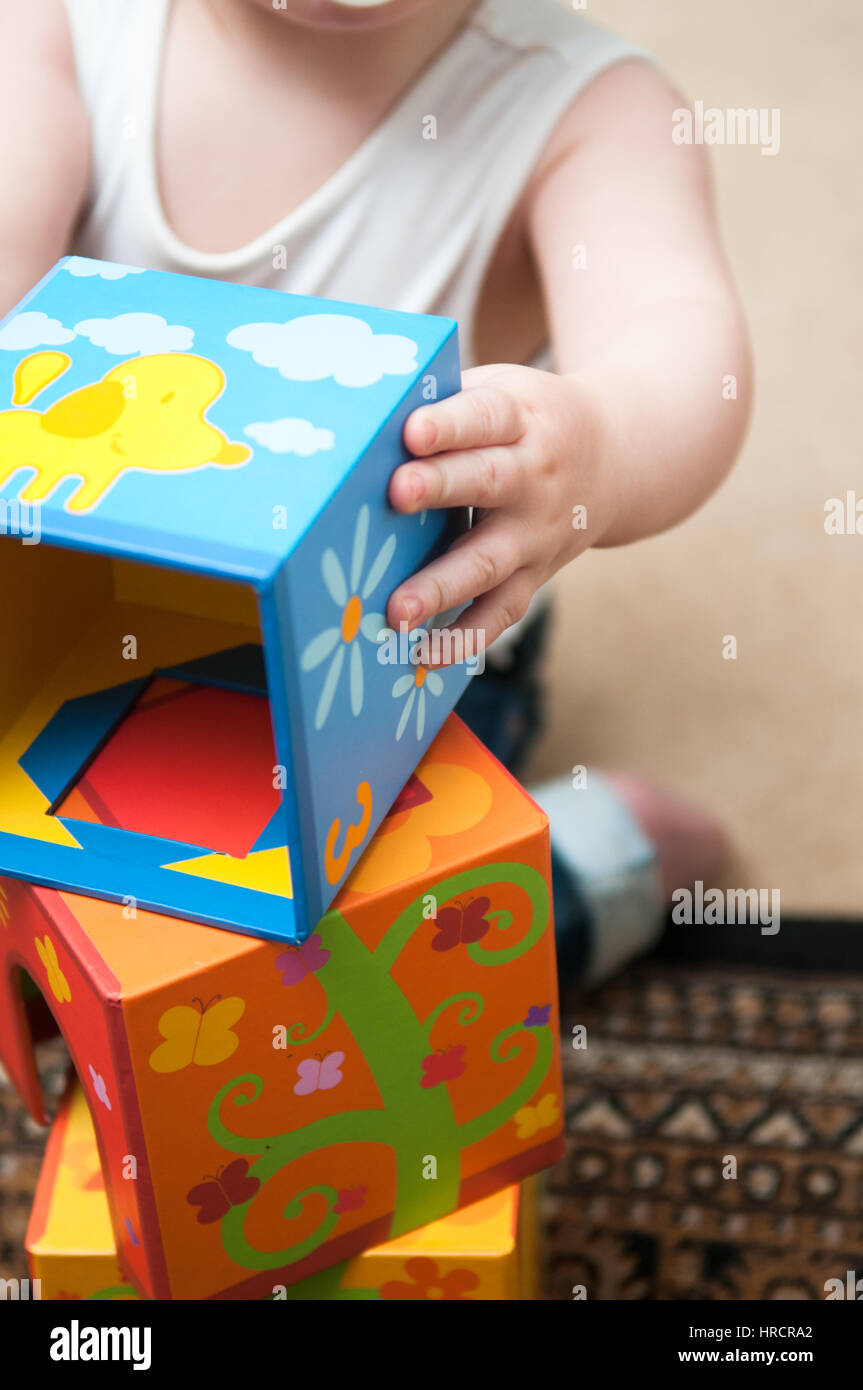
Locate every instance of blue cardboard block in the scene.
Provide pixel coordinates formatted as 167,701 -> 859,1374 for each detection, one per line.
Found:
0,258 -> 469,942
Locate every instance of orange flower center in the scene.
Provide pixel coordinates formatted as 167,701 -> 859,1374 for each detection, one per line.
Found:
414,665 -> 427,688
341,595 -> 362,643
426,1285 -> 444,1299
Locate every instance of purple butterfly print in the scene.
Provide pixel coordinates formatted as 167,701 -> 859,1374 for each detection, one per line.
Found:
523,1004 -> 552,1028
275,935 -> 330,986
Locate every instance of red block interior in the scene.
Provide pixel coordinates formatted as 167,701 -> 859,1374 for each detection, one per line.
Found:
56,678 -> 280,858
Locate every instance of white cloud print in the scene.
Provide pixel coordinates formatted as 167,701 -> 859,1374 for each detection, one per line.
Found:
227,314 -> 418,388
74,313 -> 194,356
64,257 -> 146,280
245,418 -> 335,457
0,311 -> 76,351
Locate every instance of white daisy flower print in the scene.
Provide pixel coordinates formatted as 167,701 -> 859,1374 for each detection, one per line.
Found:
301,505 -> 395,730
392,665 -> 445,741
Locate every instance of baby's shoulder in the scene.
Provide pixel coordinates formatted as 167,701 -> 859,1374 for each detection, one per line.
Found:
470,0 -> 645,71
1,0 -> 74,68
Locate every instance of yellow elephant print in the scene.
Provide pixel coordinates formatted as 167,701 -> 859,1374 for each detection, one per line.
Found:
0,351 -> 252,512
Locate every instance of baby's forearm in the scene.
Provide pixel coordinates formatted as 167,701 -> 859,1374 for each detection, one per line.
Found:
570,293 -> 752,548
526,60 -> 752,550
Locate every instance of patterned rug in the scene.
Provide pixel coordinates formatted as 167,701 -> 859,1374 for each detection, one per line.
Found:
546,964 -> 863,1300
3,964 -> 863,1299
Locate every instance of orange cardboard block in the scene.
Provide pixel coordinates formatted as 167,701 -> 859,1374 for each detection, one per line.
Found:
2,715 -> 563,1299
27,1078 -> 539,1301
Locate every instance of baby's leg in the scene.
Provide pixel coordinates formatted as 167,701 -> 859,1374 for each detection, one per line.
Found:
530,770 -> 726,986
456,613 -> 727,986
603,772 -> 728,905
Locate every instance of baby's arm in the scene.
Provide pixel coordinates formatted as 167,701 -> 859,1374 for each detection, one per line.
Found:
388,61 -> 752,648
0,0 -> 89,318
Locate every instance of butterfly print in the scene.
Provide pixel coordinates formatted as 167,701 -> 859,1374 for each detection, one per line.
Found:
420,1044 -> 467,1089
186,1159 -> 260,1225
274,936 -> 330,987
149,994 -> 244,1073
293,1050 -> 344,1096
430,896 -> 491,953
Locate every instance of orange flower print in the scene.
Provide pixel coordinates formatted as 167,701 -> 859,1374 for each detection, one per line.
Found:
349,762 -> 492,894
380,1257 -> 480,1301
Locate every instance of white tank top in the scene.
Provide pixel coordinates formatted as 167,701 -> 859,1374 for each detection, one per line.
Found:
63,0 -> 647,368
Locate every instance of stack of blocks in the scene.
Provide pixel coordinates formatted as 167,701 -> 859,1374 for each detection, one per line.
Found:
0,258 -> 564,1299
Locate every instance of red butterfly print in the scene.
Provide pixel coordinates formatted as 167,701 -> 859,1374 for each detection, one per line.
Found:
334,1185 -> 368,1214
430,896 -> 491,953
186,1158 -> 260,1225
421,1044 -> 467,1089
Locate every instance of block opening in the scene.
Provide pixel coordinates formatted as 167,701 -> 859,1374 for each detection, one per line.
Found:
51,672 -> 280,860
0,541 -> 297,929
5,964 -> 68,1128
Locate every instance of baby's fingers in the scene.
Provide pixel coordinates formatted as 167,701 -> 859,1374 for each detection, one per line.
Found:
443,572 -> 538,657
387,523 -> 521,630
389,446 -> 522,514
404,383 -> 524,458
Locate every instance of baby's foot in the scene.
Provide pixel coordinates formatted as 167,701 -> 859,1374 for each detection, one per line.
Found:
603,772 -> 729,901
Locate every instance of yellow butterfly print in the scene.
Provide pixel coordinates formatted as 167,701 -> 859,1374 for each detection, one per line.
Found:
34,934 -> 71,1004
149,994 -> 245,1074
0,883 -> 9,927
514,1092 -> 560,1141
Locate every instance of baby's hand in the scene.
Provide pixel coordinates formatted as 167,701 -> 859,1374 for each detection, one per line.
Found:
387,364 -> 616,655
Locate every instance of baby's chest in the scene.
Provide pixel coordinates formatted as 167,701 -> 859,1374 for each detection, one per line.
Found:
155,32 -> 547,367
156,47 -> 358,253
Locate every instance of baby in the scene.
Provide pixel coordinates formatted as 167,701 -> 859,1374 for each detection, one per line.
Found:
0,0 -> 751,980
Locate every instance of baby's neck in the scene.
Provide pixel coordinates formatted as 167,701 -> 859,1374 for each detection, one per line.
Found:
156,0 -> 483,256
203,0 -> 480,96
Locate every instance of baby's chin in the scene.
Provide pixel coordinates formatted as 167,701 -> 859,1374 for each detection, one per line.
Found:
260,0 -> 433,31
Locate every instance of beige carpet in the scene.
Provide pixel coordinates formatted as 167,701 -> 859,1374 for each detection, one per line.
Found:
530,0 -> 862,915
